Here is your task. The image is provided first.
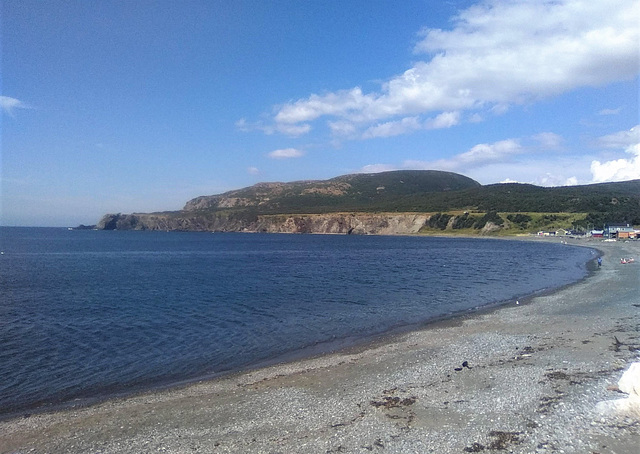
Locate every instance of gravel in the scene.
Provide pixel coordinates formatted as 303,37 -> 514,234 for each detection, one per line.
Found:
1,238 -> 639,454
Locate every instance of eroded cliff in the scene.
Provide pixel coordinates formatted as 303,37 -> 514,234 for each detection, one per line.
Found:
96,212 -> 430,235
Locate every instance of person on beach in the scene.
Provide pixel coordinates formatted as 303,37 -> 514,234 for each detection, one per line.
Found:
598,257 -> 602,267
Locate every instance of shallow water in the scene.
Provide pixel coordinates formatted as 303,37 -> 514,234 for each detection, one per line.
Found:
0,228 -> 595,416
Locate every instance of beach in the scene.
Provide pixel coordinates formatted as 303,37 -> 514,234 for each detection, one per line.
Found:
1,238 -> 639,454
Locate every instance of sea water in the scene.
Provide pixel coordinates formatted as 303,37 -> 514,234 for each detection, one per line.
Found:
0,227 -> 595,417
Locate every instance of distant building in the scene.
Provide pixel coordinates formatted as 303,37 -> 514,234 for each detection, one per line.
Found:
590,230 -> 604,238
606,224 -> 635,239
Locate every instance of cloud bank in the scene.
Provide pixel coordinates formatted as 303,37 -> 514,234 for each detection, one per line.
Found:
360,126 -> 640,186
263,0 -> 639,139
590,125 -> 640,182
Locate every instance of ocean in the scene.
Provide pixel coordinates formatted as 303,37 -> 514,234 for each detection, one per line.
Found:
0,227 -> 595,418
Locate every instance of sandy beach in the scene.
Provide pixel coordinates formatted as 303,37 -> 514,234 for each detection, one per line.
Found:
1,238 -> 639,454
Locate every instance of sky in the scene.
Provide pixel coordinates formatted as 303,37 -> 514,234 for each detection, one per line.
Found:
1,0 -> 639,227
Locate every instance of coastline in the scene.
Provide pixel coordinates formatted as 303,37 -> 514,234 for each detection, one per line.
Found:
1,238 -> 639,453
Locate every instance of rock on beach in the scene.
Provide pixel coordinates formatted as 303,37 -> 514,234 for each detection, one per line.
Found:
597,362 -> 640,419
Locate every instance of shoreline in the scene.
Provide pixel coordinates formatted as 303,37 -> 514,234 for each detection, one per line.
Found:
0,236 -> 596,422
2,238 -> 639,453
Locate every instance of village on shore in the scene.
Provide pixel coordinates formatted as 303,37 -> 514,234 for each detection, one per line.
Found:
536,222 -> 638,240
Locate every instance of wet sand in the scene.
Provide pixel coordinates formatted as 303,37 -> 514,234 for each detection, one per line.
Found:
1,238 -> 639,453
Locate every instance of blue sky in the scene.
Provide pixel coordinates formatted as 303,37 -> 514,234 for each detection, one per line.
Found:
2,0 -> 639,227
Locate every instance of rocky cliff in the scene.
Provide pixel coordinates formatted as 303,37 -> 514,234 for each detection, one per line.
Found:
256,213 -> 429,235
96,212 -> 431,235
95,170 -> 482,234
94,171 -> 640,234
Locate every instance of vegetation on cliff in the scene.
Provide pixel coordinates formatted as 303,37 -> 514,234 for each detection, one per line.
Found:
418,211 -> 593,236
183,170 -> 481,213
96,170 -> 640,234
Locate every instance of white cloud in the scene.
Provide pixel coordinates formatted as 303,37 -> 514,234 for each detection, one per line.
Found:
247,166 -> 260,175
235,118 -> 250,132
599,107 -> 622,115
564,176 -> 579,186
532,132 -> 564,149
328,120 -> 357,137
275,123 -> 312,136
265,0 -> 639,139
538,174 -> 578,187
358,163 -> 398,174
0,96 -> 29,116
268,148 -> 305,159
357,133 -> 595,186
463,159 -> 591,187
501,175 -> 580,187
361,111 -> 460,139
362,116 -> 422,139
468,113 -> 484,123
275,87 -> 373,124
590,149 -> 640,182
595,124 -> 640,149
360,138 -> 524,175
440,139 -> 524,169
425,111 -> 461,130
590,125 -> 640,182
235,118 -> 311,137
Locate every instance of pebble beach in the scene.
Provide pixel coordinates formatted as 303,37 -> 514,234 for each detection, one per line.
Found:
1,238 -> 639,454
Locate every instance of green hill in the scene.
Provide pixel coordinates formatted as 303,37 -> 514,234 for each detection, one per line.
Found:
184,171 -> 639,225
96,171 -> 640,233
384,179 -> 640,224
183,170 -> 481,213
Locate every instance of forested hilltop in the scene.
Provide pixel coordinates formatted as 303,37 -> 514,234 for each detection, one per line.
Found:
96,170 -> 640,235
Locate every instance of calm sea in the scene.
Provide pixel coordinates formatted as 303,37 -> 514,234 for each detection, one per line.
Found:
0,227 -> 595,418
